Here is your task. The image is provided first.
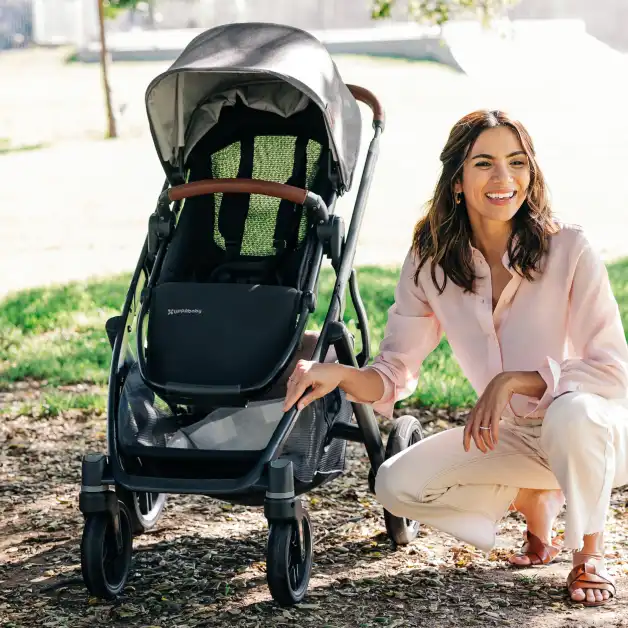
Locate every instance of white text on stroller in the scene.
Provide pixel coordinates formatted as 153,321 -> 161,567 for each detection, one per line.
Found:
167,308 -> 203,315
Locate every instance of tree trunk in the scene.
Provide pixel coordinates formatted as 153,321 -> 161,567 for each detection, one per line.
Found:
147,0 -> 156,28
96,0 -> 117,139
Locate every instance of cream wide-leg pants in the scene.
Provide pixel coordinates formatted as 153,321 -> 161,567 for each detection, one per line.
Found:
375,392 -> 628,552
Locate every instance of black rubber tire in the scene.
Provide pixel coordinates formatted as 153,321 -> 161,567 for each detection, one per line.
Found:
81,500 -> 133,600
266,509 -> 313,607
117,486 -> 167,535
383,415 -> 423,546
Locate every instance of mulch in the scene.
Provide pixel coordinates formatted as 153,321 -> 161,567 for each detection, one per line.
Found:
2,385 -> 628,628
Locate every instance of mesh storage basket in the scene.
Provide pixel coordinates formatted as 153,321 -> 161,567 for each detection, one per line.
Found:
117,362 -> 353,485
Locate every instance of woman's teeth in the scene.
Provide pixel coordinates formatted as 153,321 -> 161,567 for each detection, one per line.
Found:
486,191 -> 515,199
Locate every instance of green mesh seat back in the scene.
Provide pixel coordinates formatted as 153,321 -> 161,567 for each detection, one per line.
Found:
210,135 -> 322,257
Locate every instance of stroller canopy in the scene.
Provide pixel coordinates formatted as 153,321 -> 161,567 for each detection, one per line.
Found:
145,22 -> 362,191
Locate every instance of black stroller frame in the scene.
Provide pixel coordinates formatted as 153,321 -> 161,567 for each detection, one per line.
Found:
79,23 -> 424,607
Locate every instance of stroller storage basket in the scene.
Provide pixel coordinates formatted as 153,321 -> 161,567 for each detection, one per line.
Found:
118,362 -> 353,486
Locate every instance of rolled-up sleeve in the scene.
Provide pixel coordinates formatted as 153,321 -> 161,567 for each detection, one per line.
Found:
365,250 -> 442,418
534,240 -> 628,411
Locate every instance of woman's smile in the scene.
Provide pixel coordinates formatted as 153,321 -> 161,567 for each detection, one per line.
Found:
485,189 -> 517,205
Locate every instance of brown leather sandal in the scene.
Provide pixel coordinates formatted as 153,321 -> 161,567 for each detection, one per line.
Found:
509,530 -> 561,567
567,562 -> 616,607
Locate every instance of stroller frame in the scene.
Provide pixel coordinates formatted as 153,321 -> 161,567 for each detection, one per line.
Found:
79,24 -> 422,608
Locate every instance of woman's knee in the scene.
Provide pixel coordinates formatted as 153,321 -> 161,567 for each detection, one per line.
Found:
374,458 -> 400,510
374,455 -> 423,512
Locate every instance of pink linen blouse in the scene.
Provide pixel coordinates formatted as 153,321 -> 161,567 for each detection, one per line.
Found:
365,224 -> 628,419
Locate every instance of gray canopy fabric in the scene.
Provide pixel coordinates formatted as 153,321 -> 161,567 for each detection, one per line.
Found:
145,22 -> 362,191
183,83 -> 311,167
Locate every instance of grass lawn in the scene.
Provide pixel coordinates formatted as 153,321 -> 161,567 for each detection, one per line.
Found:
3,259 -> 628,413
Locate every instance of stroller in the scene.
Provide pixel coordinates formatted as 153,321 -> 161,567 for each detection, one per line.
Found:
78,22 -> 424,607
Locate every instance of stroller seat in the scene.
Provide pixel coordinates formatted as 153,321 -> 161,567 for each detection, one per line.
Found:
144,99 -> 333,401
158,99 -> 331,288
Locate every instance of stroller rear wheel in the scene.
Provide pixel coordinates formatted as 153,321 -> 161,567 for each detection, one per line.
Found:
266,509 -> 313,606
383,415 -> 423,546
117,486 -> 167,535
81,500 -> 133,599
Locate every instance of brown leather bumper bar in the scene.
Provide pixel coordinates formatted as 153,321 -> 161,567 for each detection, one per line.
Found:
347,84 -> 385,126
167,178 -> 308,205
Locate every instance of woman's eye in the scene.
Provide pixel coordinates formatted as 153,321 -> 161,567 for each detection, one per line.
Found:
474,161 -> 491,168
511,160 -> 527,167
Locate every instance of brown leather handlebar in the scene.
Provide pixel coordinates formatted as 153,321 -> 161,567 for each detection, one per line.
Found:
168,178 -> 308,204
347,84 -> 385,126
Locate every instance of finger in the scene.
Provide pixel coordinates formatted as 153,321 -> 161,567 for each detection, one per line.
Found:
463,411 -> 474,452
481,422 -> 494,451
479,413 -> 494,451
471,410 -> 488,454
283,375 -> 297,410
297,384 -> 326,411
491,408 -> 500,446
283,375 -> 309,411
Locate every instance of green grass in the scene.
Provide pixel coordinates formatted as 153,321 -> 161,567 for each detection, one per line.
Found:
12,390 -> 107,418
0,137 -> 48,155
0,275 -> 130,391
3,259 -> 628,411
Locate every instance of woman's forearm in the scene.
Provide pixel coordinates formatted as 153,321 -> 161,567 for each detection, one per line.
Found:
503,370 -> 547,398
337,364 -> 386,403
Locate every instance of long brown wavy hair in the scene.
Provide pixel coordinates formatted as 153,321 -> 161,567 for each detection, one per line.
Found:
412,110 -> 557,294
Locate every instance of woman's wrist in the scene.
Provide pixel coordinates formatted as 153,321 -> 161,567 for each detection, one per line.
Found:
337,363 -> 385,403
501,370 -> 547,398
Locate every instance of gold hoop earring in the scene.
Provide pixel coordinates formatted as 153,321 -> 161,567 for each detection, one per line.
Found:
455,192 -> 462,205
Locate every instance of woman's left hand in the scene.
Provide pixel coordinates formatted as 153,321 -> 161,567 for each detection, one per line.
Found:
463,372 -> 514,453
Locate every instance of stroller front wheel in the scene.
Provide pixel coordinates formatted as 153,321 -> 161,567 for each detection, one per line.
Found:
266,509 -> 313,606
117,486 -> 167,535
383,415 -> 423,546
80,500 -> 133,600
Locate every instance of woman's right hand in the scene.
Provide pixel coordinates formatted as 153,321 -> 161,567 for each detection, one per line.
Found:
283,360 -> 345,412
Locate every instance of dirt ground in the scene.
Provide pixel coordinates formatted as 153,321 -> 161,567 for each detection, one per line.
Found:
1,384 -> 628,628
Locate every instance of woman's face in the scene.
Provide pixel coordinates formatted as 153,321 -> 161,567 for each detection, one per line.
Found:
454,126 -> 531,223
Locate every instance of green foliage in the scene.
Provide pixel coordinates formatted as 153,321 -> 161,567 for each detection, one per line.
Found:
0,275 -> 129,386
103,0 -> 140,19
372,0 -> 520,26
4,257 -> 628,411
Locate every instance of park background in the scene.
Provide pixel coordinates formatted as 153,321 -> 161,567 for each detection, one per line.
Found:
2,1 -> 628,627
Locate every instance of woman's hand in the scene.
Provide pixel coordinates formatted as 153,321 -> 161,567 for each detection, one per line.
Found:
283,361 -> 345,412
463,372 -> 514,453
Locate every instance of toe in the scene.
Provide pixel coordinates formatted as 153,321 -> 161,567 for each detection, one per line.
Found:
570,587 -> 585,602
508,554 -> 531,566
585,589 -> 600,604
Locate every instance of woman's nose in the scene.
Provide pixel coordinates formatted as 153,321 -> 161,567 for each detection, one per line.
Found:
492,162 -> 513,182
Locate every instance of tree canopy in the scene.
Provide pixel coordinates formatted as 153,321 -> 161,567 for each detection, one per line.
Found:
103,0 -> 140,19
372,0 -> 519,26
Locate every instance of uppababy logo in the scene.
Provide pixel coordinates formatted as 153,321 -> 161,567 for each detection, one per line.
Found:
167,308 -> 203,315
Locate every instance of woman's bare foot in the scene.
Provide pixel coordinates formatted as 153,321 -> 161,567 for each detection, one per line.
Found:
568,533 -> 615,606
508,488 -> 565,566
